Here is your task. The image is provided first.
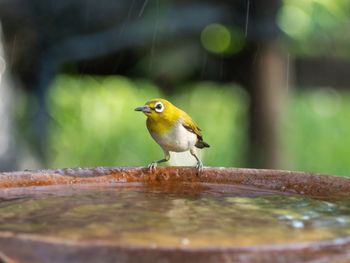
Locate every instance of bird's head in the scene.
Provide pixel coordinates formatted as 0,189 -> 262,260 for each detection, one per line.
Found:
135,98 -> 179,121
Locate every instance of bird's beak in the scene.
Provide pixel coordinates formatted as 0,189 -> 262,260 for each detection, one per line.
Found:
134,105 -> 151,113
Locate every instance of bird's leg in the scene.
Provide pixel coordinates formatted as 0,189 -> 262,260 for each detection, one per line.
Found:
148,151 -> 170,172
190,149 -> 203,173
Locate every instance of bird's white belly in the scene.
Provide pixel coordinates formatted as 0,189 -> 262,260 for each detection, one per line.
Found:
151,122 -> 197,152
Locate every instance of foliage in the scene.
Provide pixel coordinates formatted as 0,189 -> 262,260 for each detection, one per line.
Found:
48,75 -> 248,168
278,0 -> 350,57
284,89 -> 350,176
48,75 -> 350,177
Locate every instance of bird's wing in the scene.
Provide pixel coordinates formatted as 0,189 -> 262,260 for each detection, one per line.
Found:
181,111 -> 203,140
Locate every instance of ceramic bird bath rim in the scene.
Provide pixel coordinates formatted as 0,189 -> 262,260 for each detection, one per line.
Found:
1,166 -> 349,198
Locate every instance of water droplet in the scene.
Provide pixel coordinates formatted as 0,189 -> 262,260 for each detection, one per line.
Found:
302,211 -> 319,219
278,214 -> 294,220
291,220 -> 304,229
180,238 -> 190,246
138,0 -> 149,17
245,0 -> 250,37
323,201 -> 336,207
336,217 -> 349,225
301,215 -> 310,220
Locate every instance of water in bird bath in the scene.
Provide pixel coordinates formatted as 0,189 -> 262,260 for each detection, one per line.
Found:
0,182 -> 349,248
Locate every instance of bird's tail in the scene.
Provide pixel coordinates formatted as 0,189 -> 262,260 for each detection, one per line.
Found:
195,140 -> 210,148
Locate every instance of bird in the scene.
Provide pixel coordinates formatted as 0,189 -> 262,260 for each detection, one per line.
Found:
135,98 -> 210,171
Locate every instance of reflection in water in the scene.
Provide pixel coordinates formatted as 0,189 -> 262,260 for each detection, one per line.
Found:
0,183 -> 349,248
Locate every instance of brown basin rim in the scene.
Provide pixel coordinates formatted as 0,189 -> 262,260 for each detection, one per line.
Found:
0,167 -> 349,199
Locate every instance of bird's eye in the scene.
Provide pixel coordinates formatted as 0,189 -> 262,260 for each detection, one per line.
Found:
154,102 -> 164,113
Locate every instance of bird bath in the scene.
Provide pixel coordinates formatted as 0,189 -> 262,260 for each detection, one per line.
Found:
0,167 -> 350,263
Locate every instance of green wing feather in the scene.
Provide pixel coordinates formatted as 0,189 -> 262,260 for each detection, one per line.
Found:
181,111 -> 210,148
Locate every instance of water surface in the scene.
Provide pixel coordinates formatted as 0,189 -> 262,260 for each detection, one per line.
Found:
0,183 -> 349,248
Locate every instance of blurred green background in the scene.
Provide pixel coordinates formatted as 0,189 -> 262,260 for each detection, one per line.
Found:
45,75 -> 350,176
47,76 -> 248,169
42,0 -> 350,176
2,0 -> 350,176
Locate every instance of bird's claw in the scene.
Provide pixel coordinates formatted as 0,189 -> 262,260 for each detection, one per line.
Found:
148,162 -> 157,172
195,161 -> 203,175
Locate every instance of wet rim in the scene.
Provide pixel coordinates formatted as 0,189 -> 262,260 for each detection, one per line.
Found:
0,167 -> 350,263
0,166 -> 350,199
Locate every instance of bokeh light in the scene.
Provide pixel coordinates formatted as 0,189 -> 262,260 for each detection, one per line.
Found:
278,5 -> 311,38
201,23 -> 245,55
201,23 -> 231,53
309,88 -> 340,118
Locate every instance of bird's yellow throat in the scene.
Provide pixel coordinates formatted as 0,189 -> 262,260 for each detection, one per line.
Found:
146,110 -> 180,135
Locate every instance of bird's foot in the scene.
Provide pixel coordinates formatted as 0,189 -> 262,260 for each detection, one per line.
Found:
195,161 -> 203,175
147,162 -> 157,172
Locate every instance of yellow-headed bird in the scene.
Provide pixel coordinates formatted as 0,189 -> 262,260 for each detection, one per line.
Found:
135,98 -> 209,170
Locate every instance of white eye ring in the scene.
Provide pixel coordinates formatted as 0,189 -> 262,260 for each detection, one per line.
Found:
154,102 -> 164,113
